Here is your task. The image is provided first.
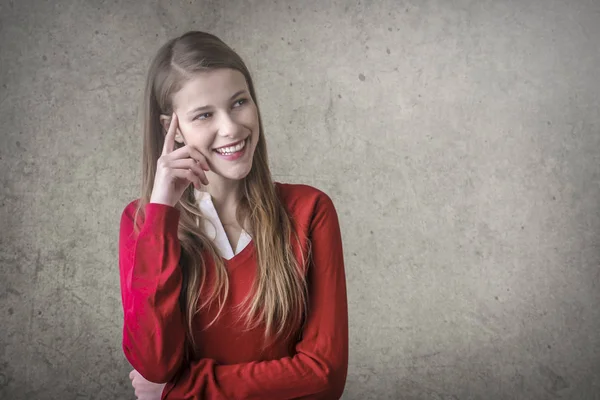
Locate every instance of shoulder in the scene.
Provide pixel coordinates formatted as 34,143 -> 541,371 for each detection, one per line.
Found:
274,181 -> 338,223
275,181 -> 335,205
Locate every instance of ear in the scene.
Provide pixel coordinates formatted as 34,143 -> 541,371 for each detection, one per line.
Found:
159,114 -> 171,134
159,114 -> 185,144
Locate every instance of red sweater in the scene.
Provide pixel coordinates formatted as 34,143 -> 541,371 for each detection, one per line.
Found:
118,182 -> 349,399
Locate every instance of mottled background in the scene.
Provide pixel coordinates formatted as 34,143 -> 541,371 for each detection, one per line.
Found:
1,0 -> 599,399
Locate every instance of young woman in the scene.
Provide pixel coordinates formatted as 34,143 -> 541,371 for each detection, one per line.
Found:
118,31 -> 348,400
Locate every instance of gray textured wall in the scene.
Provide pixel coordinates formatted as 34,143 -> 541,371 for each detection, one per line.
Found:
1,0 -> 599,399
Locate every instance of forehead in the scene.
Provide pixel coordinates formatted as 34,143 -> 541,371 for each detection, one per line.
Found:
172,68 -> 249,110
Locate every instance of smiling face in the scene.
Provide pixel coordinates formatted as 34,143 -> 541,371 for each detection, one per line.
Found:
163,68 -> 260,186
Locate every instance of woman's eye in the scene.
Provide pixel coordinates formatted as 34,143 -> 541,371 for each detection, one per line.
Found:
195,99 -> 246,120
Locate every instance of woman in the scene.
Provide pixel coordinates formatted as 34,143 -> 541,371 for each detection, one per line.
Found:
118,31 -> 348,399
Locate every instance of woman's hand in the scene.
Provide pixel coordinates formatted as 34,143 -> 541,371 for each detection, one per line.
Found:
129,369 -> 167,400
150,112 -> 211,207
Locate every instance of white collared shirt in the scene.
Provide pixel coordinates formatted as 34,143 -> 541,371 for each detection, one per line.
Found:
193,189 -> 252,260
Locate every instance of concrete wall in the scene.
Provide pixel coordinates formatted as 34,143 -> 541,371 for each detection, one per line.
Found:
1,0 -> 599,398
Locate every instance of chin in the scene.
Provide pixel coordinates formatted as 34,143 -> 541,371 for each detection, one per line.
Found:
219,163 -> 254,181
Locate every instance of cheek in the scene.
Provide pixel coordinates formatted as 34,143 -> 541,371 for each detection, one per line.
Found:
243,104 -> 259,125
196,138 -> 215,153
181,124 -> 213,148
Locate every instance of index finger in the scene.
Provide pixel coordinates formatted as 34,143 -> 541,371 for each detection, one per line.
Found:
162,112 -> 178,156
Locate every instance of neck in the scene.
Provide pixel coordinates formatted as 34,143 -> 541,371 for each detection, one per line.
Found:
204,174 -> 243,212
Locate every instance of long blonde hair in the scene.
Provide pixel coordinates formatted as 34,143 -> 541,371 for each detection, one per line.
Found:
133,31 -> 309,360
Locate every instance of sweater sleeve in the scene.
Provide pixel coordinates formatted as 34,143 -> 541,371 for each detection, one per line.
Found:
118,201 -> 186,383
161,193 -> 349,400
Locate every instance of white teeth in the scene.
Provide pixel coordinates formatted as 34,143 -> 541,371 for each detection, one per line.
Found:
216,139 -> 246,155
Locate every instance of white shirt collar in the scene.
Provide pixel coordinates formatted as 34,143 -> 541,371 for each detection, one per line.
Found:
193,189 -> 252,260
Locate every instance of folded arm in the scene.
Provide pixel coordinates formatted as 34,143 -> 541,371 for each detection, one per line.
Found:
119,193 -> 349,400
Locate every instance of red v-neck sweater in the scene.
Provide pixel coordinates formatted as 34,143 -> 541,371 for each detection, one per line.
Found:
118,182 -> 348,399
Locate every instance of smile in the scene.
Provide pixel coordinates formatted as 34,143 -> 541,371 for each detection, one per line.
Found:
214,138 -> 247,155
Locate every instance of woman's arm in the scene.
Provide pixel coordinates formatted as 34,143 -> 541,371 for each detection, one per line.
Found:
161,193 -> 349,400
119,201 -> 186,384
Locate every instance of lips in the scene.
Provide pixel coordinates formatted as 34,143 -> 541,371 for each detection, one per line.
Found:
213,137 -> 248,160
213,138 -> 245,151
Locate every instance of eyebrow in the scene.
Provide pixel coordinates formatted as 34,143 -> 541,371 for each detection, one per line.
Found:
186,90 -> 248,115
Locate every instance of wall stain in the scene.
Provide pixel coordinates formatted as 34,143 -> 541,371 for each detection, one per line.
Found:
34,249 -> 43,282
0,373 -> 7,387
539,364 -> 569,392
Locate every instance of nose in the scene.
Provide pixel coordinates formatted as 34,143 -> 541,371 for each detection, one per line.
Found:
217,111 -> 245,138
